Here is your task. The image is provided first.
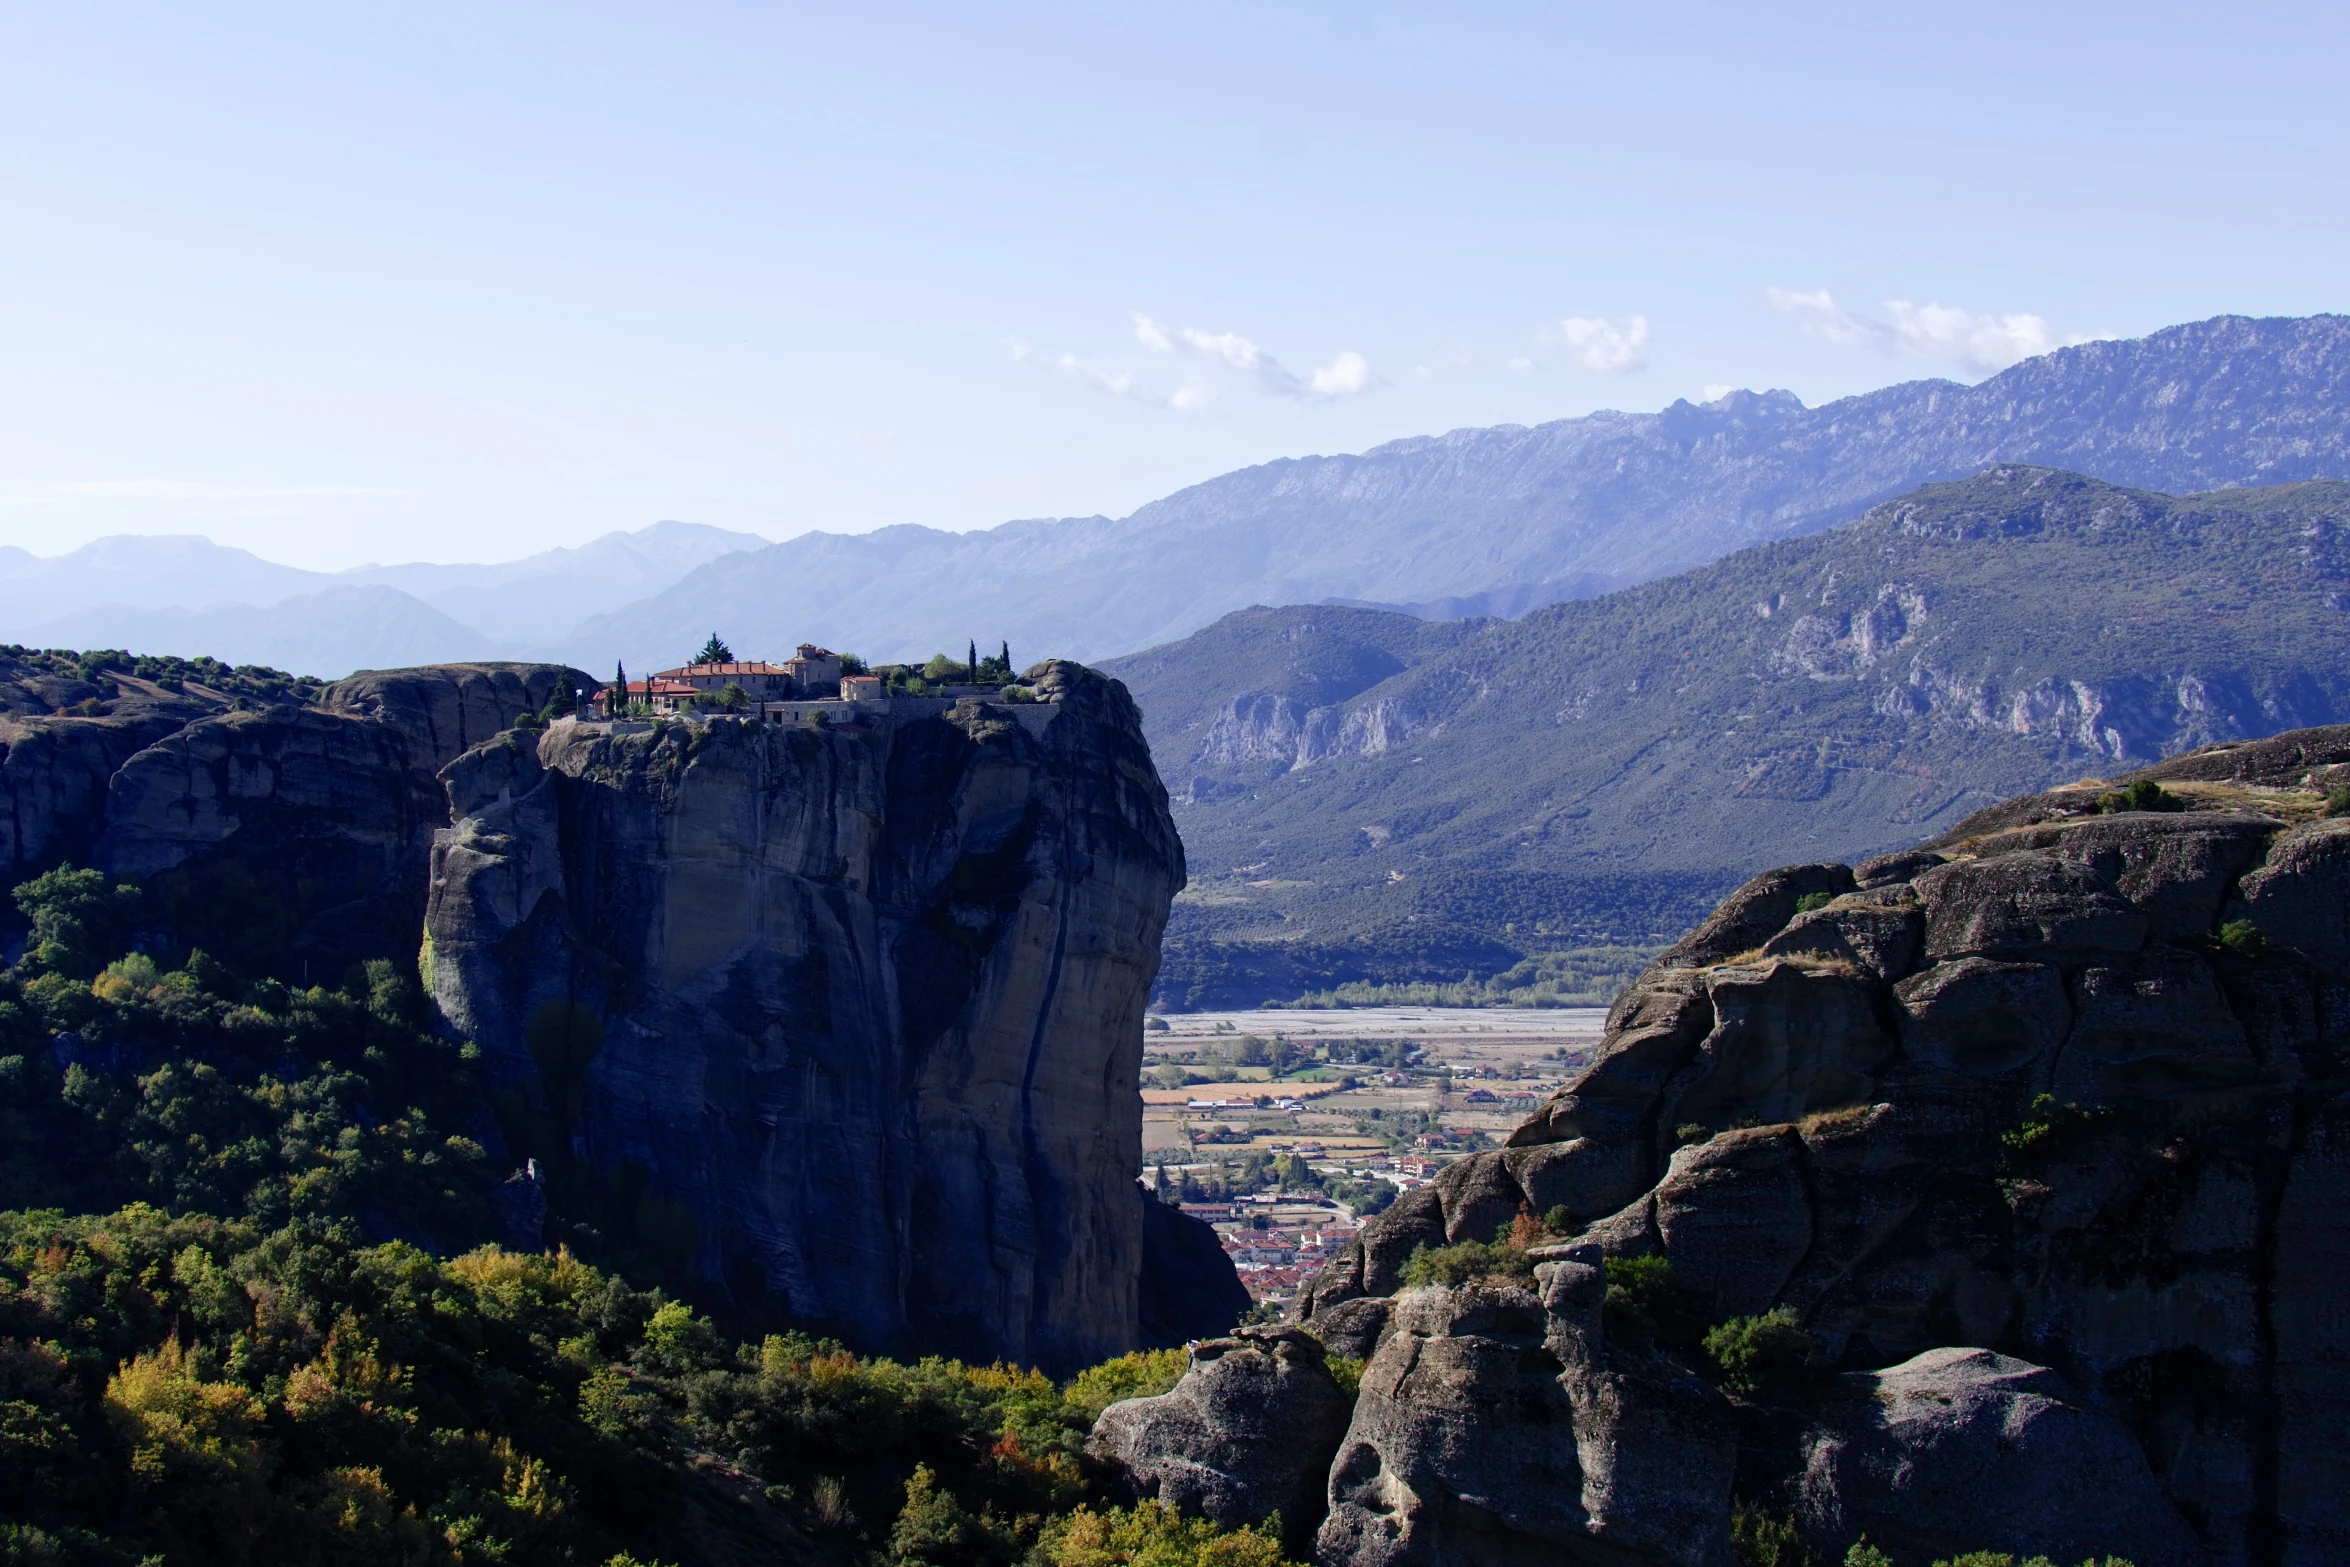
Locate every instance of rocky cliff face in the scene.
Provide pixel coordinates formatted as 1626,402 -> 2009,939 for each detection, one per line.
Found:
423,662 -> 1191,1373
0,658 -> 580,974
1096,723 -> 2350,1566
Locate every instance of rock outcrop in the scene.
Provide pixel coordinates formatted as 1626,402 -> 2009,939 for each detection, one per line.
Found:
1794,1347 -> 2201,1567
424,663 -> 1199,1372
1315,1266 -> 1735,1567
1252,731 -> 2350,1565
0,657 -> 582,975
1090,1326 -> 1353,1556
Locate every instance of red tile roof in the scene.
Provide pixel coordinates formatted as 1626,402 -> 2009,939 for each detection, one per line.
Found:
654,662 -> 790,678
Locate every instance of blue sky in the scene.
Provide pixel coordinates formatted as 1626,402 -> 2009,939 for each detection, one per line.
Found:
3,1 -> 2345,570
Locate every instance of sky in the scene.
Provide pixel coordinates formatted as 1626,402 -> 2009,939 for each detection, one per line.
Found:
2,1 -> 2346,571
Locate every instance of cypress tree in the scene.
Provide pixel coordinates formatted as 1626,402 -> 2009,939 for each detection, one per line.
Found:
999,639 -> 1010,674
614,660 -> 627,717
968,639 -> 978,681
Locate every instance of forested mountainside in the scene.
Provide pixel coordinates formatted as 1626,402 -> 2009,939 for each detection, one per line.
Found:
1086,726 -> 2350,1566
1108,467 -> 2350,1007
578,313 -> 2350,668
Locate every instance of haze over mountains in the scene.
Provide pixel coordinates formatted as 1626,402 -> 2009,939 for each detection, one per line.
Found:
4,313 -> 2348,681
0,521 -> 769,676
1111,466 -> 2350,1006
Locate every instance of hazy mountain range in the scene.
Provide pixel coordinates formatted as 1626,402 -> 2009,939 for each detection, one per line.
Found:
4,312 -> 2348,681
0,521 -> 769,677
1108,465 -> 2350,1006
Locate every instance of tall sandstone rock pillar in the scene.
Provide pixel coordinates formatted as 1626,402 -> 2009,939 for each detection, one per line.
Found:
423,662 -> 1186,1373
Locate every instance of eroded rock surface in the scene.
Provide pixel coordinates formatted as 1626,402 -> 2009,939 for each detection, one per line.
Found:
425,663 -> 1198,1371
1090,1326 -> 1352,1555
1795,1348 -> 2200,1567
1294,733 -> 2350,1566
0,658 -> 581,974
1316,1271 -> 1734,1567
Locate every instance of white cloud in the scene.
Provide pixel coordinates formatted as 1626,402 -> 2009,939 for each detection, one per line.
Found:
1132,314 -> 1377,402
1506,355 -> 1538,373
1540,315 -> 1651,374
1703,384 -> 1736,402
1765,287 -> 2101,375
1310,352 -> 1373,397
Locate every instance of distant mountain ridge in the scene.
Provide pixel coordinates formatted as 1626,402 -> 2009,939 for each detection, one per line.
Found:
0,521 -> 768,678
7,312 -> 2350,680
575,312 -> 2350,666
1106,465 -> 2350,1006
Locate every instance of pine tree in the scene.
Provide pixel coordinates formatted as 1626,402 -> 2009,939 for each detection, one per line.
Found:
695,633 -> 733,666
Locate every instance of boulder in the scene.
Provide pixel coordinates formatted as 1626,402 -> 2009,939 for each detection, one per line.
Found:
322,661 -> 584,772
1540,1252 -> 1739,1567
1500,1138 -> 1650,1231
1794,1347 -> 2200,1567
1303,1296 -> 1393,1361
1915,851 -> 2148,961
1894,957 -> 2070,1079
1656,864 -> 1855,970
1854,848 -> 1946,888
1759,891 -> 1923,982
2021,811 -> 2276,940
1315,1275 -> 1735,1567
2231,817 -> 2350,973
1316,1284 -> 1596,1567
1510,967 -> 1713,1147
1090,1326 -> 1353,1555
1658,962 -> 1895,1136
1648,1127 -> 1813,1319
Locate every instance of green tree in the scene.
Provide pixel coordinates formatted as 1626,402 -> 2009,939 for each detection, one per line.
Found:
694,633 -> 733,666
14,865 -> 142,979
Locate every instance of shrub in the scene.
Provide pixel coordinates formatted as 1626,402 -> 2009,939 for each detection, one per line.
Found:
1794,891 -> 1834,915
1323,1356 -> 1364,1400
2218,918 -> 2267,955
1603,1256 -> 1706,1348
1401,1239 -> 1532,1289
1061,1349 -> 1186,1423
1704,1306 -> 1825,1395
1844,1541 -> 1893,1567
1035,1499 -> 1298,1567
2326,784 -> 2350,818
1732,1507 -> 1808,1567
2095,778 -> 2181,814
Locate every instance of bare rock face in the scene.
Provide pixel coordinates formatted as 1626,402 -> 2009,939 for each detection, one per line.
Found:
424,663 -> 1192,1372
1795,1348 -> 2201,1567
1315,1271 -> 1734,1567
1295,727 -> 2350,1565
1089,1326 -> 1352,1555
0,658 -> 582,976
323,662 -> 582,772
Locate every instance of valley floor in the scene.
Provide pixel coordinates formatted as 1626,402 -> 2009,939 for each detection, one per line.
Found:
1139,1005 -> 1607,1308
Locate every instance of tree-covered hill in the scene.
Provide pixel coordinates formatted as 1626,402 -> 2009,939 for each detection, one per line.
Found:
0,863 -> 1286,1566
1110,467 -> 2350,1006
